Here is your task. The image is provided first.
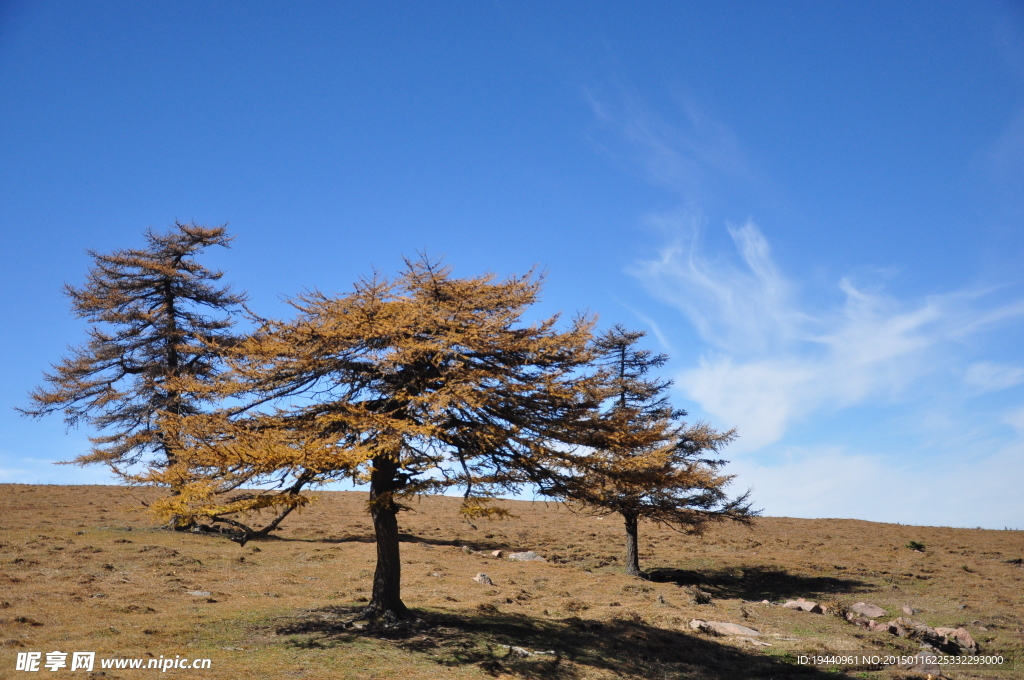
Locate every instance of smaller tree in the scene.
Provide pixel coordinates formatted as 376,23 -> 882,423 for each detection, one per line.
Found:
568,325 -> 755,577
20,222 -> 246,523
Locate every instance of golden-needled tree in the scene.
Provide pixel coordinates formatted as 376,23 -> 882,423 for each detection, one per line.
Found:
161,258 -> 600,622
21,222 -> 246,526
568,325 -> 755,577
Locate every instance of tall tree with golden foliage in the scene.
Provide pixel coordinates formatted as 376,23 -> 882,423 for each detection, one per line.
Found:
159,259 -> 600,621
20,222 -> 246,523
568,325 -> 755,577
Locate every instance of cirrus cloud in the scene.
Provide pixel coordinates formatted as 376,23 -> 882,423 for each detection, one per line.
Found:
631,217 -> 1024,453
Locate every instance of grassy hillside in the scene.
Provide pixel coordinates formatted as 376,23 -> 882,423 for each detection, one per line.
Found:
1,485 -> 1021,679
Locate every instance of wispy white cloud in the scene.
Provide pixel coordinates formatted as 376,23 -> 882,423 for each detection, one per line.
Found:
631,217 -> 804,355
1005,405 -> 1024,431
631,218 -> 1024,453
617,301 -> 674,354
583,85 -> 754,202
964,361 -> 1024,392
596,82 -> 1024,526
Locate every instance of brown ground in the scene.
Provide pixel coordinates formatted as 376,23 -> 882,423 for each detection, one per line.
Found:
1,484 -> 1021,679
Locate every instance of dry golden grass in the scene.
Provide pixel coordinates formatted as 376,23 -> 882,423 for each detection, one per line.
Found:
1,484 -> 1021,679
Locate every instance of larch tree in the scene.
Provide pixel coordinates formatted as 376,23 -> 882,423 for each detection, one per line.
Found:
156,258 -> 600,622
567,325 -> 755,577
20,222 -> 246,527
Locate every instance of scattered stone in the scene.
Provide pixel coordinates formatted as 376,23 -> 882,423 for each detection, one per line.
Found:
783,598 -> 823,614
709,621 -> 761,637
185,591 -> 211,597
902,605 -> 920,616
887,620 -> 908,637
891,617 -> 937,640
936,627 -> 977,654
849,602 -> 886,618
877,616 -> 978,653
473,573 -> 493,585
490,550 -> 503,558
867,620 -> 890,633
507,551 -> 546,562
500,645 -> 556,658
690,620 -> 761,637
952,627 -> 977,654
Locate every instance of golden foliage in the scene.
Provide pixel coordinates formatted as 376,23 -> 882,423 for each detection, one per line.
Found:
566,325 -> 754,533
162,257 -> 601,528
21,222 -> 245,474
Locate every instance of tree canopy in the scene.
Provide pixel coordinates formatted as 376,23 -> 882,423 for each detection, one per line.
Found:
25,229 -> 758,618
156,258 -> 601,620
565,325 -> 755,577
21,223 -> 245,494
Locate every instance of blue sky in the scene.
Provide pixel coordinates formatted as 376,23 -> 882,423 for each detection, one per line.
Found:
2,1 -> 1023,528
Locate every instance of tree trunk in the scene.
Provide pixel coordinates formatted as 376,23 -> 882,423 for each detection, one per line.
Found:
364,456 -> 410,621
623,511 -> 642,577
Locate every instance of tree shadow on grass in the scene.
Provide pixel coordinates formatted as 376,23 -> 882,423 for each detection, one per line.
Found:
261,532 -> 500,548
646,565 -> 872,601
275,605 -> 856,679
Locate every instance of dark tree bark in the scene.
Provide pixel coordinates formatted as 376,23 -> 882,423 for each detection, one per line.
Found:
251,475 -> 313,537
364,456 -> 410,621
623,510 -> 642,577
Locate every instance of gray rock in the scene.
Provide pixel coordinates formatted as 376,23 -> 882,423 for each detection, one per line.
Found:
500,645 -> 556,658
953,627 -> 977,653
711,621 -> 761,636
846,612 -> 872,628
186,590 -> 211,597
886,617 -> 951,648
783,598 -> 823,614
473,573 -> 493,585
693,620 -> 762,637
936,627 -> 977,653
507,551 -> 546,562
849,602 -> 887,618
901,605 -> 920,616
